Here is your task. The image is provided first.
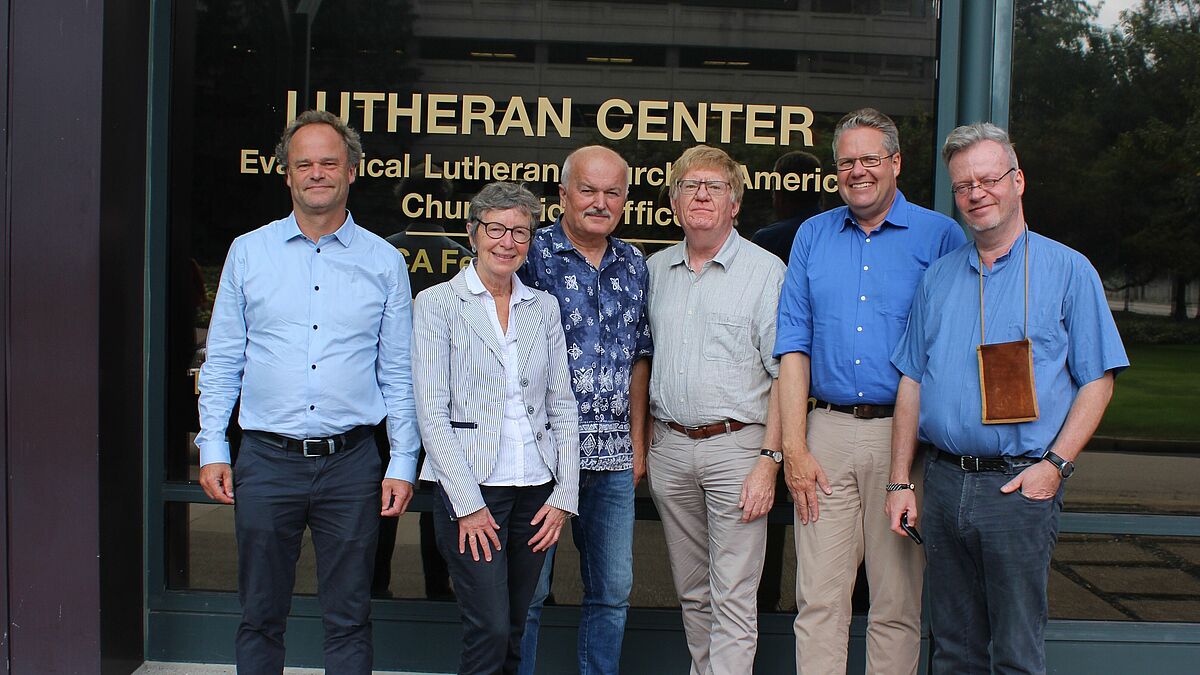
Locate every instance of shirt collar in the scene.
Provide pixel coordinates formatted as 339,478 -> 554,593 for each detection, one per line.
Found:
839,189 -> 912,233
968,226 -> 1029,275
281,211 -> 358,247
671,228 -> 742,270
547,217 -> 619,265
465,260 -> 535,302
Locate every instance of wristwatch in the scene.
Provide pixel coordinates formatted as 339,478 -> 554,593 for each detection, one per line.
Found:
1042,451 -> 1075,479
760,449 -> 783,463
886,483 -> 915,492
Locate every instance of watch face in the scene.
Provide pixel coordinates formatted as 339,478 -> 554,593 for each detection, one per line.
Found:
1061,462 -> 1075,478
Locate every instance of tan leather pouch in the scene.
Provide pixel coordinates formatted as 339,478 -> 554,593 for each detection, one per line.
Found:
977,338 -> 1039,424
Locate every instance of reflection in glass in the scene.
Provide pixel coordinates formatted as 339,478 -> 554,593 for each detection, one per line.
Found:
168,504 -> 455,600
1011,0 -> 1200,462
1051,534 -> 1200,623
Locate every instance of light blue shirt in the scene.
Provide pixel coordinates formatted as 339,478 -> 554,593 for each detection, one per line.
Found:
891,231 -> 1129,458
774,190 -> 966,404
197,212 -> 422,481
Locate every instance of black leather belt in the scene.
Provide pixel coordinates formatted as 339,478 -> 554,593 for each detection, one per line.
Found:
810,398 -> 895,419
246,425 -> 373,457
931,446 -> 1040,474
666,419 -> 748,439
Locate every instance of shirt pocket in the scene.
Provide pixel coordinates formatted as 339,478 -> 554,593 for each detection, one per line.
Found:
881,268 -> 923,319
702,313 -> 753,364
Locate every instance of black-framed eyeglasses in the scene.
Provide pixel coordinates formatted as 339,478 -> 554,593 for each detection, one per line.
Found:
834,153 -> 897,172
472,219 -> 533,244
676,179 -> 732,197
951,167 -> 1018,196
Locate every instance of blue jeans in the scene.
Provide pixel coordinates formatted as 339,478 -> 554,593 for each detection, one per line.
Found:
923,453 -> 1064,675
520,469 -> 635,675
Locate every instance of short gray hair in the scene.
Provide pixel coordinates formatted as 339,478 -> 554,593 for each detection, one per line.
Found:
941,122 -> 1020,168
832,108 -> 900,158
275,110 -> 363,168
467,182 -> 540,234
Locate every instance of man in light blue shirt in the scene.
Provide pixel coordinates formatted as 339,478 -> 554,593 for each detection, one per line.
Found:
774,108 -> 965,674
197,110 -> 420,675
887,123 -> 1128,673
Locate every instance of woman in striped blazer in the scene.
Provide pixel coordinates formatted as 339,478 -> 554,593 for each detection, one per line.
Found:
412,181 -> 579,675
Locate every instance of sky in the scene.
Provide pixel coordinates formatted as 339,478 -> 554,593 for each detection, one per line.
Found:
1087,0 -> 1141,27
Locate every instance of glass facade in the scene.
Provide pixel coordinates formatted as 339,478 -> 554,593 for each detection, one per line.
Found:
161,0 -> 941,611
145,0 -> 1200,669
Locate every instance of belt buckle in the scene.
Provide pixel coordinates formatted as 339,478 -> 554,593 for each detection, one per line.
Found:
852,405 -> 866,419
959,455 -> 981,472
302,438 -> 334,457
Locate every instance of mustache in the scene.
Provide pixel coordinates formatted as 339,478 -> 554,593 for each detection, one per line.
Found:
584,208 -> 612,218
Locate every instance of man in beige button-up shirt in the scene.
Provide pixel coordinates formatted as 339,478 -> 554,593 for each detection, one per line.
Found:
642,145 -> 785,674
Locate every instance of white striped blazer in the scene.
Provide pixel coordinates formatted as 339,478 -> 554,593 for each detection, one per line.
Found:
413,267 -> 580,518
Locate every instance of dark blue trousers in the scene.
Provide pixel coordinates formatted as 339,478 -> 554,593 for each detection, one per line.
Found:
923,453 -> 1064,675
233,430 -> 381,675
433,482 -> 554,675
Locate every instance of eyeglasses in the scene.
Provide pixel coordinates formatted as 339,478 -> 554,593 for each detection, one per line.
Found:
473,219 -> 532,244
835,153 -> 896,172
951,167 -> 1017,196
676,179 -> 732,197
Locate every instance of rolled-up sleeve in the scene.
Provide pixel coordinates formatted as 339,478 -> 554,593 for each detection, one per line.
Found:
774,223 -> 814,358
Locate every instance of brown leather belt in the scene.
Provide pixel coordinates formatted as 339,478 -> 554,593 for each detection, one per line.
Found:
810,398 -> 895,419
666,419 -> 747,440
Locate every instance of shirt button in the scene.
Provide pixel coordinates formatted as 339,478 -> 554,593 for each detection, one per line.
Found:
315,248 -> 321,253
309,405 -> 316,410
312,324 -> 318,330
311,364 -> 317,370
858,392 -> 864,397
860,295 -> 867,301
520,378 -> 529,387
314,285 -> 319,291
863,265 -> 869,271
527,406 -> 535,414
856,326 -> 863,332
865,238 -> 871,243
855,359 -> 861,365
536,432 -> 544,440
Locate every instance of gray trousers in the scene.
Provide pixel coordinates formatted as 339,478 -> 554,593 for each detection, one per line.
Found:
648,420 -> 768,675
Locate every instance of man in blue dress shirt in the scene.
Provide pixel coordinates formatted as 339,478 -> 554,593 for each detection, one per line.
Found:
196,110 -> 421,675
887,122 -> 1128,673
517,145 -> 652,675
775,108 -> 966,674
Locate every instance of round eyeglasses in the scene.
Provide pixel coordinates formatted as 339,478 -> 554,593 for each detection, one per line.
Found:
472,219 -> 533,244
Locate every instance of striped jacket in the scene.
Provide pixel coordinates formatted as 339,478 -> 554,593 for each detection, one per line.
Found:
413,267 -> 580,517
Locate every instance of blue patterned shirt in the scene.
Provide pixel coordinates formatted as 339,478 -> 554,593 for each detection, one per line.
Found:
520,220 -> 653,471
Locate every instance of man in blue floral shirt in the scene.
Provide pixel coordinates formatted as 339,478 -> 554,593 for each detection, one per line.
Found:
518,145 -> 652,675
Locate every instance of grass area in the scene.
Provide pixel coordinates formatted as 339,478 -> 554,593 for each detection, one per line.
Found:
1097,344 -> 1200,441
